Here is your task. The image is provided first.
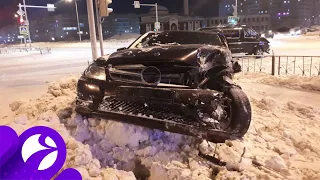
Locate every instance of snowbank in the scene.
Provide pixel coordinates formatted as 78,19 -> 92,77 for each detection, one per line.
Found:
2,73 -> 320,180
235,72 -> 320,93
108,34 -> 140,41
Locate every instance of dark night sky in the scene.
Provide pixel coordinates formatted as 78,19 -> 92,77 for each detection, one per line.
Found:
0,0 -> 219,29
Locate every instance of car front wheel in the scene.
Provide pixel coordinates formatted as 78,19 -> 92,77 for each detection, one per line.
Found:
253,47 -> 264,58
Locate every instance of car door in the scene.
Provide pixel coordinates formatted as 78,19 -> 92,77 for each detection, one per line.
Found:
222,29 -> 242,53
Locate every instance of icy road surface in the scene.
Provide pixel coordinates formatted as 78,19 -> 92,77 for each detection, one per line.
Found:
0,41 -> 131,116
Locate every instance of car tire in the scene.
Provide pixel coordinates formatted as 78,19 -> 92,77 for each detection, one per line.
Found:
226,86 -> 252,137
253,47 -> 264,58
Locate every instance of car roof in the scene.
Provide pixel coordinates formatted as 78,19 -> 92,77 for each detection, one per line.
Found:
199,25 -> 249,31
160,30 -> 220,35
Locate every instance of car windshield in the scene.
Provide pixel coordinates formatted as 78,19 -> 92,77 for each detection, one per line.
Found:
143,31 -> 224,47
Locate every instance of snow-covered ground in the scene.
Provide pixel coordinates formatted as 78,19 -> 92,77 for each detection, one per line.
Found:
1,73 -> 320,180
270,33 -> 320,56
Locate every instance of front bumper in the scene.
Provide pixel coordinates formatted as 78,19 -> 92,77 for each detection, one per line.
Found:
76,83 -> 234,143
261,43 -> 270,53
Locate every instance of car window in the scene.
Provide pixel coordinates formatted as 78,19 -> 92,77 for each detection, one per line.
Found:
127,32 -> 156,49
144,31 -> 224,46
244,29 -> 258,38
221,30 -> 240,39
135,34 -> 156,48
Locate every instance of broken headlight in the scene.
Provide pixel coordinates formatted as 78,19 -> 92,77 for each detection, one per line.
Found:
84,64 -> 106,81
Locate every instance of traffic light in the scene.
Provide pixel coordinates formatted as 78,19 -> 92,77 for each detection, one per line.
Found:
99,0 -> 113,17
19,18 -> 24,24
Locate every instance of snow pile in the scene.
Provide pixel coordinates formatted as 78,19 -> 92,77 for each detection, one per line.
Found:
2,76 -> 136,180
8,75 -> 78,119
235,72 -> 320,93
2,73 -> 320,180
108,34 -> 140,41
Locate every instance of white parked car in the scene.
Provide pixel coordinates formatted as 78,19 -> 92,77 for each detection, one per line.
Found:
290,27 -> 307,35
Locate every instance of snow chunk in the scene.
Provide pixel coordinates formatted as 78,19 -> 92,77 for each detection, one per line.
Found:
14,114 -> 28,125
188,158 -> 200,171
103,121 -> 149,148
102,168 -> 136,180
265,155 -> 288,172
9,101 -> 23,111
273,141 -> 297,156
37,111 -> 60,124
75,167 -> 90,180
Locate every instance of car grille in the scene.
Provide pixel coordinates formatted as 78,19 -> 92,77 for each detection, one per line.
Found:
98,96 -> 197,125
108,64 -> 186,86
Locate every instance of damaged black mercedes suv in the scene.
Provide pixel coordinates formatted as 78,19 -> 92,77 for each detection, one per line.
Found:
75,31 -> 251,143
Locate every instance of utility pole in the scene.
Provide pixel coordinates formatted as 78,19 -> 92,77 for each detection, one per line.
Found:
235,0 -> 238,17
95,0 -> 104,56
18,3 -> 27,47
86,0 -> 98,60
23,0 -> 31,48
74,0 -> 82,41
155,3 -> 158,26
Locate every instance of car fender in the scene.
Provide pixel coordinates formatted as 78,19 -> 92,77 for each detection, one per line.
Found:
259,37 -> 269,43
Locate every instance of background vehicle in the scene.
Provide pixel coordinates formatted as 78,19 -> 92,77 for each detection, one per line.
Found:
199,25 -> 270,56
75,31 -> 251,143
290,27 -> 307,35
261,30 -> 275,38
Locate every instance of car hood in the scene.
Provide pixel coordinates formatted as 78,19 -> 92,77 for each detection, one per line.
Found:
103,44 -> 227,66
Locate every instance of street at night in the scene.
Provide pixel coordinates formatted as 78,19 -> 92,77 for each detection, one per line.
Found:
1,0 -> 320,180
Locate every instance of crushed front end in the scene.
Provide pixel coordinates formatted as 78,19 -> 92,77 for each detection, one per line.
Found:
76,46 -> 251,143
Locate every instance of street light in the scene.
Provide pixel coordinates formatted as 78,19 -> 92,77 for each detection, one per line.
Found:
133,1 -> 160,32
66,0 -> 82,41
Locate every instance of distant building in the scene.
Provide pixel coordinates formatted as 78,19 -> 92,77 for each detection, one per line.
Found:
207,14 -> 271,32
0,12 -> 140,43
27,14 -> 89,42
139,6 -> 204,34
313,0 -> 320,25
219,0 -> 269,16
219,0 -> 318,28
101,14 -> 140,35
270,0 -> 314,28
219,0 -> 235,16
0,24 -> 19,44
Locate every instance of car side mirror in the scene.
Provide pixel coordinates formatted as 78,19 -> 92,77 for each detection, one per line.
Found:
117,47 -> 127,51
